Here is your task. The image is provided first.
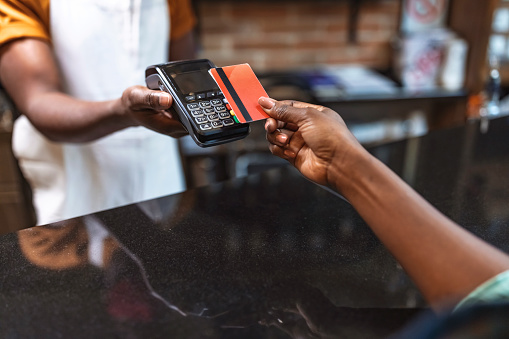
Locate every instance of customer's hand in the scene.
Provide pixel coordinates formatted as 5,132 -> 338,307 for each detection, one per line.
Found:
261,97 -> 509,312
119,85 -> 188,138
259,97 -> 365,189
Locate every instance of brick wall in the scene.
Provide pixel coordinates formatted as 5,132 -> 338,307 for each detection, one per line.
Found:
196,0 -> 401,71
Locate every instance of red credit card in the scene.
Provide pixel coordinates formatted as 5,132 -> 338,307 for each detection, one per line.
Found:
209,64 -> 269,124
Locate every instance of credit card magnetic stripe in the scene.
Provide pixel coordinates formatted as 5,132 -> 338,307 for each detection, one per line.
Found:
214,67 -> 253,122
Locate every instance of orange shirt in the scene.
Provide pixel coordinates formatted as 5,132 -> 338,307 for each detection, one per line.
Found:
0,0 -> 196,47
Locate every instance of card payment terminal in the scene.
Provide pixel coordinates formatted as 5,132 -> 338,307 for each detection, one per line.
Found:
145,59 -> 250,147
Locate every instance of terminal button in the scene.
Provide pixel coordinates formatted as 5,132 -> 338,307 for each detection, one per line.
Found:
200,123 -> 212,130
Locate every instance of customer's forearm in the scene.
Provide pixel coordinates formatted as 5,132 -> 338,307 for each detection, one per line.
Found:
332,150 -> 509,309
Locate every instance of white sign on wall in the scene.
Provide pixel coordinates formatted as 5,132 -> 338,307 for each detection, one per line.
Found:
401,0 -> 449,33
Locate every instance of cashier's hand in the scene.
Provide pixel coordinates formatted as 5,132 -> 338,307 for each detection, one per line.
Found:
260,97 -> 364,188
119,85 -> 188,138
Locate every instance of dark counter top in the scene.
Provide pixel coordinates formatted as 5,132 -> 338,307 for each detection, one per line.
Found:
1,116 -> 509,338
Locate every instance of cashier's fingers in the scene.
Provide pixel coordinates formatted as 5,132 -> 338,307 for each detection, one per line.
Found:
122,85 -> 173,111
133,108 -> 188,138
119,86 -> 189,137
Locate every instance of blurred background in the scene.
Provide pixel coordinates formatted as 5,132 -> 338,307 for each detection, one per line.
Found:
1,0 -> 508,232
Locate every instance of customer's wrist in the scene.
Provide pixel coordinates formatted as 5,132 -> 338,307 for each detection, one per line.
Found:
327,145 -> 373,197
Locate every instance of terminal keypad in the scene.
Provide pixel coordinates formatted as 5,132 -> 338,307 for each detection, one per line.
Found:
186,91 -> 241,129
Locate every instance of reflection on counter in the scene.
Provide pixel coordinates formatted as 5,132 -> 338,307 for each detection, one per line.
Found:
0,166 -> 424,338
0,89 -> 35,234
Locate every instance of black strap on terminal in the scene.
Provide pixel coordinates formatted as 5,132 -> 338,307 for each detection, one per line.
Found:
215,67 -> 252,122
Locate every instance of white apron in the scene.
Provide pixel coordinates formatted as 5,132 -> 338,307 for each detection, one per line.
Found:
12,0 -> 185,225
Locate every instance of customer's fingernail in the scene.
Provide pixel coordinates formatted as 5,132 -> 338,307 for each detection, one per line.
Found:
276,134 -> 287,144
259,97 -> 276,109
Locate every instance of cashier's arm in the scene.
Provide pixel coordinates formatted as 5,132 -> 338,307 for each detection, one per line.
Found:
0,38 -> 187,142
260,97 -> 509,311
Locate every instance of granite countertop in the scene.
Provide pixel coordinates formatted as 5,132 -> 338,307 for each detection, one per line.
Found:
1,116 -> 509,338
